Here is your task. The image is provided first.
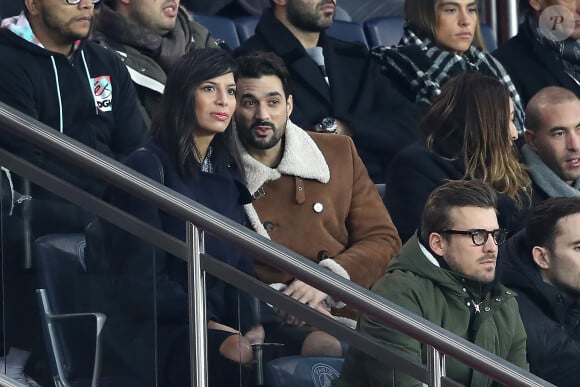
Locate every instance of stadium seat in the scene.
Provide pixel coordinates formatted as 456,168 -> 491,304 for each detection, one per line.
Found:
264,356 -> 344,387
193,13 -> 241,49
364,16 -> 405,48
326,20 -> 368,47
235,16 -> 260,43
364,16 -> 497,51
35,234 -> 135,387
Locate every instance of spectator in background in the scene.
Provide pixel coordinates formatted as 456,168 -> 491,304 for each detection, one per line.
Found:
101,48 -> 264,387
522,86 -> 580,204
335,180 -> 528,387
183,0 -> 351,21
93,0 -> 220,126
500,197 -> 580,387
234,52 -> 401,346
371,0 -> 525,133
182,0 -> 270,18
385,72 -> 530,243
340,0 -> 404,22
0,0 -> 147,382
494,0 -> 580,107
236,0 -> 419,182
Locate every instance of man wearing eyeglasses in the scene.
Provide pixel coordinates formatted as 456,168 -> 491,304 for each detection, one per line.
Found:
0,1 -> 146,384
335,179 -> 528,387
499,197 -> 580,387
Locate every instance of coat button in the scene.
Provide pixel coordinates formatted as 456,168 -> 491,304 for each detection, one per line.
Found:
484,306 -> 491,312
505,290 -> 512,295
495,297 -> 502,302
462,287 -> 467,292
313,202 -> 324,213
317,250 -> 330,260
263,221 -> 274,232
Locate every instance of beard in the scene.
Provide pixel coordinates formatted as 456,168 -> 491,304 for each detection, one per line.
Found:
239,119 -> 286,150
40,6 -> 93,45
286,0 -> 335,33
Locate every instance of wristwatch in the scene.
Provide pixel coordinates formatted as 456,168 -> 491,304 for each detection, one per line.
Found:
317,117 -> 338,134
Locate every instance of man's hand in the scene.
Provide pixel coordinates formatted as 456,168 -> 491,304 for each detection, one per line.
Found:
244,324 -> 265,345
279,280 -> 333,325
207,320 -> 240,334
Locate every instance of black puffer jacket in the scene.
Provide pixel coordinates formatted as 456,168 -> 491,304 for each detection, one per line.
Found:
499,230 -> 580,387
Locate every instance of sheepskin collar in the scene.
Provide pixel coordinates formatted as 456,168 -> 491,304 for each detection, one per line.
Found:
236,120 -> 330,194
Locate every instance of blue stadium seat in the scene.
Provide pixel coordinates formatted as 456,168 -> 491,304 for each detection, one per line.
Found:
193,13 -> 241,49
364,16 -> 405,48
326,20 -> 368,47
364,16 -> 497,51
235,16 -> 260,43
264,356 -> 344,387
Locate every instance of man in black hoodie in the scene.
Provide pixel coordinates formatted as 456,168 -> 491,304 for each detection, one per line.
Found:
0,1 -> 146,383
500,197 -> 580,387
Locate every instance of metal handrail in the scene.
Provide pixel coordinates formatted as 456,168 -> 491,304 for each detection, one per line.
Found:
0,102 -> 552,386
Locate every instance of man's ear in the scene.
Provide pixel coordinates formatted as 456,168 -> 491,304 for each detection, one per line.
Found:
525,130 -> 538,149
532,246 -> 551,270
429,232 -> 446,257
286,94 -> 293,117
272,0 -> 286,6
25,0 -> 40,16
528,0 -> 543,12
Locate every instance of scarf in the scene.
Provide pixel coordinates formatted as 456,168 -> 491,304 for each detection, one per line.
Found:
95,5 -> 194,72
528,16 -> 580,87
371,25 -> 525,132
522,144 -> 580,197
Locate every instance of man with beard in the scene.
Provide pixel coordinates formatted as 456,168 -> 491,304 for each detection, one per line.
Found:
522,86 -> 580,205
234,52 -> 401,355
0,0 -> 146,383
93,0 -> 220,125
499,197 -> 580,387
236,0 -> 419,183
335,180 -> 528,387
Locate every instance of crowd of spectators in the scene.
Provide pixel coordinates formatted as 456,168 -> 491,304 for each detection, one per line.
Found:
0,0 -> 580,386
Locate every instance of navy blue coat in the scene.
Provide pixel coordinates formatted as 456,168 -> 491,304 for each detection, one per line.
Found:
499,230 -> 580,387
101,138 -> 258,382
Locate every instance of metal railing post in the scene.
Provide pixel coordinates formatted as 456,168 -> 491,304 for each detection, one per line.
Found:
505,0 -> 520,39
186,222 -> 208,387
427,345 -> 445,387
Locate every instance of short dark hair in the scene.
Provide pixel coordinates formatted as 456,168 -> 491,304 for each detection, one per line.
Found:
526,197 -> 580,251
152,48 -> 238,177
420,180 -> 498,241
235,51 -> 290,98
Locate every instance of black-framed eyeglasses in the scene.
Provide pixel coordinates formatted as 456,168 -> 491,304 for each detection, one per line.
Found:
65,0 -> 100,5
441,229 -> 507,246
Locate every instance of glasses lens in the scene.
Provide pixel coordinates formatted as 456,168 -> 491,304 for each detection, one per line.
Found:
493,230 -> 507,245
471,230 -> 487,246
